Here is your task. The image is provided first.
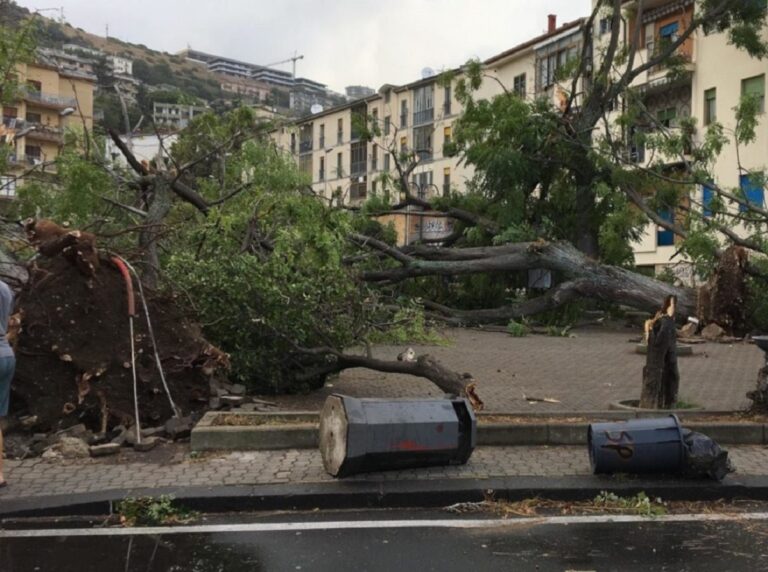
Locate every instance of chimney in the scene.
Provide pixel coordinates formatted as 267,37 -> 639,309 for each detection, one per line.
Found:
548,14 -> 557,33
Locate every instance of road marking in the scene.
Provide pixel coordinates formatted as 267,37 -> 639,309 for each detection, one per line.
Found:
2,512 -> 768,538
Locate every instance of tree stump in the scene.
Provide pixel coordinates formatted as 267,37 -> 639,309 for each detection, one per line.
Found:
640,314 -> 680,409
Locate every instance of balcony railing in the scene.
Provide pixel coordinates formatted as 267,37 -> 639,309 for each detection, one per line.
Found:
413,107 -> 434,126
350,159 -> 367,177
23,90 -> 77,109
299,140 -> 313,153
26,125 -> 64,143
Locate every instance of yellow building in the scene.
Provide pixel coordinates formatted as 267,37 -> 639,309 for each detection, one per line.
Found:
1,60 -> 95,198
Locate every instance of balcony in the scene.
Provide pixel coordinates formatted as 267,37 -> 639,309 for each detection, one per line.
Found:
23,90 -> 77,110
299,140 -> 313,154
413,107 -> 434,126
26,124 -> 64,144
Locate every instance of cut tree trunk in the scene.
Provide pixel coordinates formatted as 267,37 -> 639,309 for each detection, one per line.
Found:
139,177 -> 172,289
640,315 -> 680,409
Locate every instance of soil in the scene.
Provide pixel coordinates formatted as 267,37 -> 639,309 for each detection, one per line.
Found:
11,256 -> 217,432
210,414 -> 316,427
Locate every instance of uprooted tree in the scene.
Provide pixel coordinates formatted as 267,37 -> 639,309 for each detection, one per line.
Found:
4,1 -> 768,417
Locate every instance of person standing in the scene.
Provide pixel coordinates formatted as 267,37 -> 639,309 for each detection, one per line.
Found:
0,279 -> 15,488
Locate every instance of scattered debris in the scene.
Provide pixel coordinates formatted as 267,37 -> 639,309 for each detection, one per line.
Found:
701,323 -> 725,340
522,394 -> 561,404
89,443 -> 121,457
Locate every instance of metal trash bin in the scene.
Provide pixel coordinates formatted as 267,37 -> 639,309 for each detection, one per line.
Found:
319,394 -> 476,478
588,415 -> 685,474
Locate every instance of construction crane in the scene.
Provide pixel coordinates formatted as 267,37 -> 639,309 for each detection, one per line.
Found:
263,51 -> 304,79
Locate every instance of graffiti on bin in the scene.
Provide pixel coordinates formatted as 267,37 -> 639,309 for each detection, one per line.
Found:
601,430 -> 635,459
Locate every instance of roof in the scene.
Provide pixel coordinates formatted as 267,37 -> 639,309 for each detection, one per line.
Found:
483,18 -> 585,66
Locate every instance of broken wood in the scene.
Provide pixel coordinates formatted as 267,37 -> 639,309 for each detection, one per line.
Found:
640,296 -> 680,409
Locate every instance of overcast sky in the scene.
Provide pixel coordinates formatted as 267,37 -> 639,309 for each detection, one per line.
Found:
17,0 -> 591,93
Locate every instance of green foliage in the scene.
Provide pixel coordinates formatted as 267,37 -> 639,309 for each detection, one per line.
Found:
368,302 -> 448,346
507,319 -> 528,337
116,495 -> 197,526
746,258 -> 768,332
593,491 -> 666,517
546,325 -> 573,337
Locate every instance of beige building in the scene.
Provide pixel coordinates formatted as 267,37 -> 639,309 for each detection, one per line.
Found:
1,60 -> 95,198
276,3 -> 766,262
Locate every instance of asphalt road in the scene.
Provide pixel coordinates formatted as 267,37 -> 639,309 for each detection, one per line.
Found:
2,510 -> 768,571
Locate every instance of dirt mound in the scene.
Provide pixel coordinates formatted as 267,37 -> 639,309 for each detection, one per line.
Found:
11,256 -> 217,432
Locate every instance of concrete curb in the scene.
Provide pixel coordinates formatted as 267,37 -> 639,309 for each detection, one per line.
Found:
191,411 -> 768,450
3,475 -> 768,519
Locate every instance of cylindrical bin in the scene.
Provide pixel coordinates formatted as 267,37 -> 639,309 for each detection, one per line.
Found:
588,415 -> 685,474
319,394 -> 476,478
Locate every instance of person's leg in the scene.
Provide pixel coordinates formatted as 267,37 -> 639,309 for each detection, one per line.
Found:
0,356 -> 14,486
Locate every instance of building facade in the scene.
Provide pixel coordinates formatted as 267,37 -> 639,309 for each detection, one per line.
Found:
152,102 -> 209,130
275,2 -> 767,266
1,61 -> 95,198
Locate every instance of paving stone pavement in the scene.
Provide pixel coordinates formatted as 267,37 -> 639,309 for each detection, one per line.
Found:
3,445 -> 768,500
263,328 -> 765,413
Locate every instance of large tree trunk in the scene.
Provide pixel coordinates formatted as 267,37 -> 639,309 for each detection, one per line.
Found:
363,240 -> 696,319
640,315 -> 680,409
139,177 -> 172,289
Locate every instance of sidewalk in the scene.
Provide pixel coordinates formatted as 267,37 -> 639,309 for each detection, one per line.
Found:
263,328 -> 763,413
3,443 -> 768,517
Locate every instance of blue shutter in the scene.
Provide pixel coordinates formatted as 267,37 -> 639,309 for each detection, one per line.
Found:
702,183 -> 714,217
740,174 -> 765,212
660,22 -> 679,39
657,209 -> 675,247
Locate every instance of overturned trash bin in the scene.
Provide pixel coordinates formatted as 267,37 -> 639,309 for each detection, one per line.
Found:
588,415 -> 733,480
588,415 -> 685,475
319,394 -> 476,478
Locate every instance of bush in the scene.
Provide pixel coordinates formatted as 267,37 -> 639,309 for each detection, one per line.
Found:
507,319 -> 528,337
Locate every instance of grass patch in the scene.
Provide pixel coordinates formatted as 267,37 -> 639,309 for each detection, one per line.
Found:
116,495 -> 198,526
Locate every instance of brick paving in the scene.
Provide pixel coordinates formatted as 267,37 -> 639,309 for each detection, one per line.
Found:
265,328 -> 764,413
2,445 -> 768,500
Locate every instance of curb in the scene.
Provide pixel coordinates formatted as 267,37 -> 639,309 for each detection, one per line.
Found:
3,475 -> 768,519
192,410 -> 768,450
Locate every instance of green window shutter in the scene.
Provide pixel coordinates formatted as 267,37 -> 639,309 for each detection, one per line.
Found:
742,75 -> 765,97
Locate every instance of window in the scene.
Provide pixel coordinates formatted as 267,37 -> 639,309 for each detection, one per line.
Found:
644,22 -> 655,52
337,118 -> 343,144
350,141 -> 367,175
26,80 -> 41,92
659,21 -> 679,45
657,208 -> 675,247
384,153 -> 390,171
371,108 -> 378,131
400,135 -> 408,154
513,73 -> 526,97
371,144 -> 378,171
599,17 -> 611,36
740,173 -> 765,212
702,182 -> 715,217
657,107 -> 677,128
0,176 -> 16,199
25,111 -> 41,123
384,115 -> 391,136
319,156 -> 325,181
372,180 -> 378,194
319,124 -> 325,149
400,100 -> 408,128
444,85 -> 452,116
413,84 -> 435,126
704,88 -> 717,125
298,154 -> 312,177
413,125 -> 433,160
443,126 -> 452,155
25,144 -> 42,165
336,152 -> 343,177
742,74 -> 765,113
290,133 -> 296,154
443,167 -> 451,197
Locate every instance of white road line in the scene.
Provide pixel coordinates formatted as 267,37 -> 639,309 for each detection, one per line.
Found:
2,512 -> 768,538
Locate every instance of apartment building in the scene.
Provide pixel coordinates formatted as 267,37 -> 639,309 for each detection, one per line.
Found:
152,102 -> 209,130
1,60 -> 95,198
272,16 -> 582,244
275,3 -> 766,259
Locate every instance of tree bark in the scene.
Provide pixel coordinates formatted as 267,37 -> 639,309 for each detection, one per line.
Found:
139,177 -> 172,289
362,240 -> 696,318
640,315 -> 680,409
296,351 -> 484,411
